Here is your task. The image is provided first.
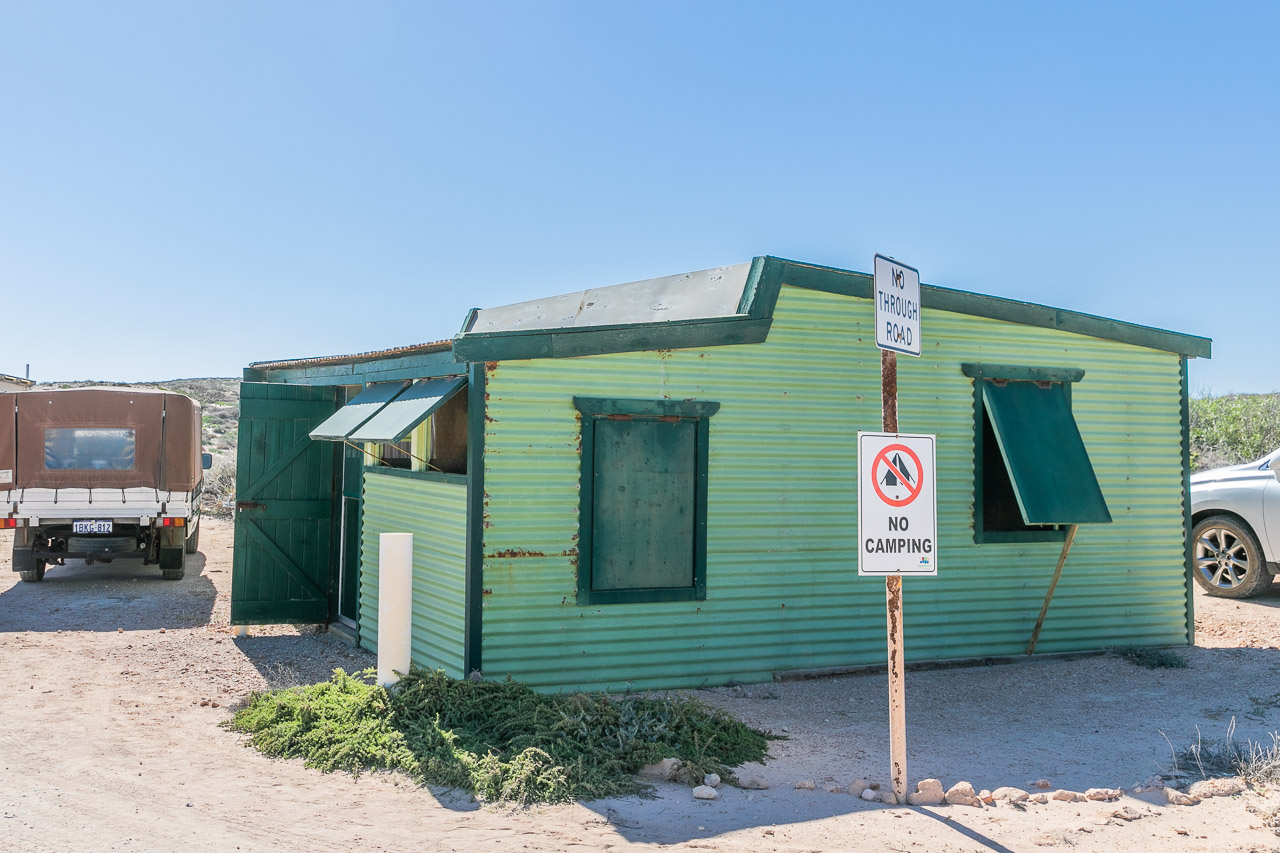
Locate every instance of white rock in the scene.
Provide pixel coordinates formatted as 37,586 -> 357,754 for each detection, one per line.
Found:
849,778 -> 869,797
944,781 -> 982,807
1052,789 -> 1087,803
1164,788 -> 1199,806
879,789 -> 899,805
1085,787 -> 1122,801
979,789 -> 994,805
1030,779 -> 1052,789
703,773 -> 721,788
1187,777 -> 1246,798
906,778 -> 945,806
794,780 -> 815,790
740,776 -> 769,790
825,785 -> 845,794
692,785 -> 719,800
1110,806 -> 1143,821
1030,794 -> 1049,804
860,787 -> 879,801
991,786 -> 1029,803
639,758 -> 682,781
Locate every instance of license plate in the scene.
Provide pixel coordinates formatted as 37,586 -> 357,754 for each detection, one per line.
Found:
72,520 -> 113,534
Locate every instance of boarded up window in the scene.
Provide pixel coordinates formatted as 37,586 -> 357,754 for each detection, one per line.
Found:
574,397 -> 719,605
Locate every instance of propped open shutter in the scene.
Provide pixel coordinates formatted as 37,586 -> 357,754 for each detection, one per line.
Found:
309,381 -> 409,441
981,381 -> 1112,525
348,376 -> 466,443
231,382 -> 339,624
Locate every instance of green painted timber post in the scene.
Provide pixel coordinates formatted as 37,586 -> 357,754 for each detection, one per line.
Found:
463,359 -> 486,675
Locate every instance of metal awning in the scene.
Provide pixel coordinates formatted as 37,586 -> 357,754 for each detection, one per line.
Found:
348,376 -> 467,443
981,381 -> 1112,525
309,381 -> 409,441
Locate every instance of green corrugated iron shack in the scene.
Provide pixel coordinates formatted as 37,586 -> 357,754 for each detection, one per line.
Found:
231,256 -> 1211,691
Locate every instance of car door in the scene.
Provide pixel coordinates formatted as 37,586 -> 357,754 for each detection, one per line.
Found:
1263,452 -> 1280,564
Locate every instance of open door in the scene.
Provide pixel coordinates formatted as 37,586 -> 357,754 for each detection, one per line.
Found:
231,383 -> 339,624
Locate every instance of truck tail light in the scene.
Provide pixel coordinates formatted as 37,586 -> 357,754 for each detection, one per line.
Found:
0,518 -> 22,529
160,517 -> 186,527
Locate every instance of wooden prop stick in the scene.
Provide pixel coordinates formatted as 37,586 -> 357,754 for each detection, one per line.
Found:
1026,524 -> 1079,655
881,349 -> 908,802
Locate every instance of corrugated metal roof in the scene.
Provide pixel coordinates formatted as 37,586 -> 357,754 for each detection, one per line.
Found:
249,340 -> 453,371
462,263 -> 753,334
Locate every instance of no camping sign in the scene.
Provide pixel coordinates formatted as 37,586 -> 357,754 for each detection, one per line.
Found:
857,432 -> 937,576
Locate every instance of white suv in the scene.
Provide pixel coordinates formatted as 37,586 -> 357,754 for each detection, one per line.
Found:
1189,447 -> 1280,598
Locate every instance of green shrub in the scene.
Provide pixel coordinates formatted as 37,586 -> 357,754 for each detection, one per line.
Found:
225,668 -> 775,804
1189,393 -> 1280,471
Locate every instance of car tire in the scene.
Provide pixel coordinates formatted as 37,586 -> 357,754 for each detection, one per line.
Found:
1192,515 -> 1272,598
185,520 -> 200,555
18,563 -> 46,583
161,568 -> 185,581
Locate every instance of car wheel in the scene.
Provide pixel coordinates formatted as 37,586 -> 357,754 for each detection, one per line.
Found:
184,520 -> 200,555
1192,515 -> 1272,598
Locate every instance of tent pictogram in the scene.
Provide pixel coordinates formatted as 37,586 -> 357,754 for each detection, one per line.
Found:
880,453 -> 914,488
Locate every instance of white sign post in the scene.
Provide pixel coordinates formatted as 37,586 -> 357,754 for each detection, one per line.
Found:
873,255 -> 921,357
870,253 -> 925,804
858,432 -> 937,577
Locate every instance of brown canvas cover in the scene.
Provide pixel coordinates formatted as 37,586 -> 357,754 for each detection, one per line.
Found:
1,388 -> 202,491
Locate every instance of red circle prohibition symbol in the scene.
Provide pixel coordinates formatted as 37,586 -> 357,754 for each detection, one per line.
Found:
871,444 -> 924,508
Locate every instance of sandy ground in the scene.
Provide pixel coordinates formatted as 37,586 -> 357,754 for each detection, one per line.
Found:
4,519 -> 1280,853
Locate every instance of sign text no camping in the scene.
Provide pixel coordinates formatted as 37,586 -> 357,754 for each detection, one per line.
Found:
857,432 -> 938,576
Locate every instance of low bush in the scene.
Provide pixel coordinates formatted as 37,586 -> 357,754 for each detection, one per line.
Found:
1190,393 -> 1280,471
225,668 -> 775,804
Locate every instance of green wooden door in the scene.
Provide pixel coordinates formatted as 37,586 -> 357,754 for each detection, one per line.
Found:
231,382 -> 339,624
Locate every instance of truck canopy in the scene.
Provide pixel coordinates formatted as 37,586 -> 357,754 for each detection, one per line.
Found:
0,388 -> 202,492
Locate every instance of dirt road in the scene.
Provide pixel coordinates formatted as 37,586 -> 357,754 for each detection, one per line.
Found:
3,519 -> 1280,852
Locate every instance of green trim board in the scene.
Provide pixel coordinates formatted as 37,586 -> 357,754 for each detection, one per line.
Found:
309,381 -> 408,440
979,380 -> 1112,526
463,360 -> 485,675
960,363 -> 1086,383
245,348 -> 461,385
573,396 -> 716,606
349,376 -> 467,443
364,467 -> 467,486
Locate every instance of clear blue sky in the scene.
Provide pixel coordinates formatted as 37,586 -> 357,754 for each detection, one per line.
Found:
2,1 -> 1275,394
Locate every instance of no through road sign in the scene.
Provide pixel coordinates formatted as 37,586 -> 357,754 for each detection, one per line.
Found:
858,432 -> 937,576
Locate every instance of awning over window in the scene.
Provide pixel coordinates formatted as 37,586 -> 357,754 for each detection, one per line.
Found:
348,376 -> 467,443
980,381 -> 1112,525
309,381 -> 409,441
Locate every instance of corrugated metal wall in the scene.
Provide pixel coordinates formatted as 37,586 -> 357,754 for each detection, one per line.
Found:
481,284 -> 1189,691
359,471 -> 468,678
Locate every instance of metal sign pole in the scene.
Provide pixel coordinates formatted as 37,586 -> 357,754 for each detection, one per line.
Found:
880,348 -> 907,802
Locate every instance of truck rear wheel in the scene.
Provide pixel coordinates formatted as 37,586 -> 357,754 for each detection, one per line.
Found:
159,544 -> 186,580
19,564 -> 46,583
184,520 -> 200,555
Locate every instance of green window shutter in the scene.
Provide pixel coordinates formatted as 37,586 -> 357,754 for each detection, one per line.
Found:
309,381 -> 408,441
574,397 -> 717,605
348,376 -> 466,443
980,380 -> 1112,526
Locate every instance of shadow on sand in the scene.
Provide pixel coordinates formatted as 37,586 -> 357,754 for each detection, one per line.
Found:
0,552 -> 216,632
